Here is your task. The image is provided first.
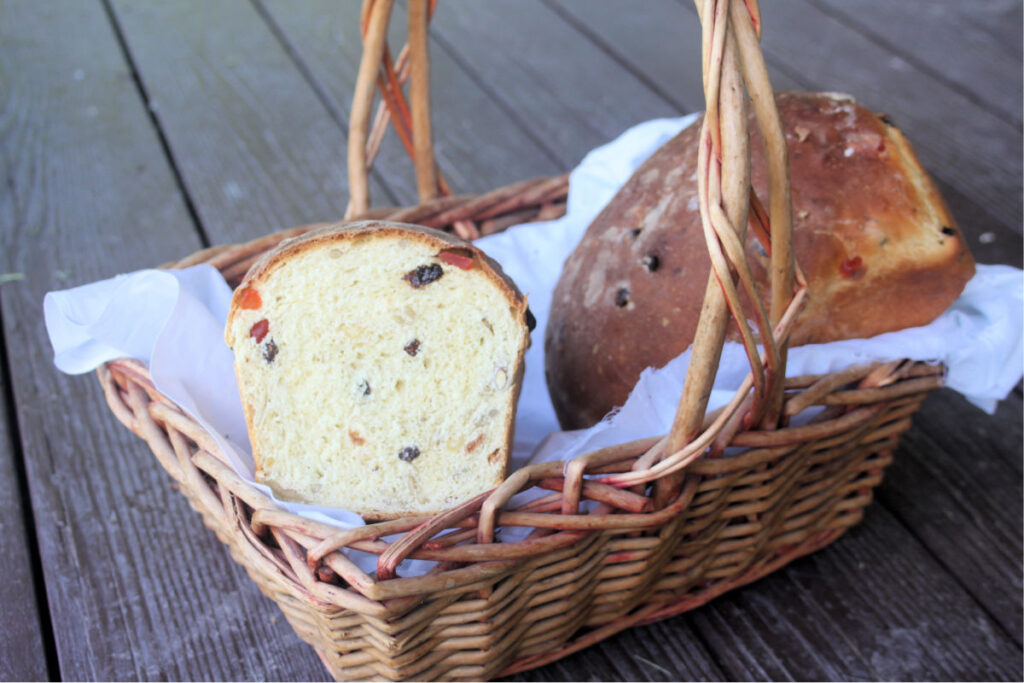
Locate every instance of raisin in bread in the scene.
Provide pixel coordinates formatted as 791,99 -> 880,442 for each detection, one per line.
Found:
545,91 -> 975,429
225,221 -> 531,520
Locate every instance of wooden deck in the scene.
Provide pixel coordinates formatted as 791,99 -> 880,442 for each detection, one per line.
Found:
1,1 -> 1021,680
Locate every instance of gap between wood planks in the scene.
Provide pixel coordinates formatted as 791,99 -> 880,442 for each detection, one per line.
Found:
806,0 -> 1021,129
101,0 -> 211,249
249,0 -> 403,209
0,307 -> 59,680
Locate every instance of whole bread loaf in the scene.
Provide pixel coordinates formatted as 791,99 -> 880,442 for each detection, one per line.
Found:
545,92 -> 975,429
225,221 -> 531,520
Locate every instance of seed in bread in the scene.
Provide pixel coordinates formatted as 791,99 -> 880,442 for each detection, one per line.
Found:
225,221 -> 531,520
545,91 -> 976,429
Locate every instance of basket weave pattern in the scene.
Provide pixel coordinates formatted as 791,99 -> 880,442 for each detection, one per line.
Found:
96,0 -> 946,679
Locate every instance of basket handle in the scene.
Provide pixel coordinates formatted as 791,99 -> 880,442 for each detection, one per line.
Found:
345,0 -> 448,220
653,0 -> 803,506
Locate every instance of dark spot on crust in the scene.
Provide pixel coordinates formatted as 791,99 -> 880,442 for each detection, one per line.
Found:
525,308 -> 537,332
359,379 -> 371,396
262,339 -> 278,362
404,264 -> 444,288
878,113 -> 895,126
642,254 -> 660,272
404,339 -> 421,356
941,226 -> 956,236
615,288 -> 631,308
398,446 -> 421,463
629,227 -> 642,239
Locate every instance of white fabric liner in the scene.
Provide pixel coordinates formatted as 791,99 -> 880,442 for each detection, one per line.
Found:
45,114 -> 1024,577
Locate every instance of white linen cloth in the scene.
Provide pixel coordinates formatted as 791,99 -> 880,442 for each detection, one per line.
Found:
44,115 -> 1024,573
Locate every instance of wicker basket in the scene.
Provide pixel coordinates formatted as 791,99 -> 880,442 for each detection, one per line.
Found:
97,1 -> 944,680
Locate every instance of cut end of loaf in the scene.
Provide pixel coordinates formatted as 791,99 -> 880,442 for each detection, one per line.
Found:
225,221 -> 530,520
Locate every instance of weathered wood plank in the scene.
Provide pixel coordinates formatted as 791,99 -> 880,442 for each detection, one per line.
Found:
813,0 -> 1022,127
691,506 -> 1021,681
0,0 -> 325,679
508,616 -> 724,682
944,0 -> 1023,59
427,0 -> 681,169
0,338 -> 49,681
257,0 -> 564,202
109,0 -> 392,247
877,389 -> 1024,643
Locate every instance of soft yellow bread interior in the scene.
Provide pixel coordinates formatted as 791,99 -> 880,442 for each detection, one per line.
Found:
226,233 -> 525,519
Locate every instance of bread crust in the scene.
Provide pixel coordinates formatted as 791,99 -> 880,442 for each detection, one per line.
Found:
545,92 -> 975,429
225,220 -> 530,520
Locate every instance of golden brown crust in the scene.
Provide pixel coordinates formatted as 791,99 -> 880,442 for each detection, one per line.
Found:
226,220 -> 530,520
545,92 -> 975,429
226,220 -> 527,341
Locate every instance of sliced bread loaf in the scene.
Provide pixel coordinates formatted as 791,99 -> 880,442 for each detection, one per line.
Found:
225,221 -> 531,520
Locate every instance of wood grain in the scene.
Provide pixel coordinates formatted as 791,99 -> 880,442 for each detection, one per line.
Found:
0,337 -> 49,681
878,389 -> 1024,643
0,0 -> 324,679
506,616 -> 725,682
108,0 -> 391,247
426,0 -> 681,169
812,0 -> 1022,127
257,0 -> 564,202
690,506 -> 1021,680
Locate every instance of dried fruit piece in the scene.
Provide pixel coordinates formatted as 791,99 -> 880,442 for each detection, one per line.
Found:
642,254 -> 660,272
358,379 -> 371,396
438,248 -> 474,270
239,288 -> 262,310
465,434 -> 485,453
398,446 -> 421,463
840,256 -> 864,279
525,308 -> 537,332
404,264 -> 444,288
404,339 -> 421,356
941,226 -> 956,236
262,339 -> 278,362
249,318 -> 269,343
614,288 -> 631,307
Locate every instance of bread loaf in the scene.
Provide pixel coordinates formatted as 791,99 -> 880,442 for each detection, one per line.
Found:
225,221 -> 531,519
545,92 -> 975,429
